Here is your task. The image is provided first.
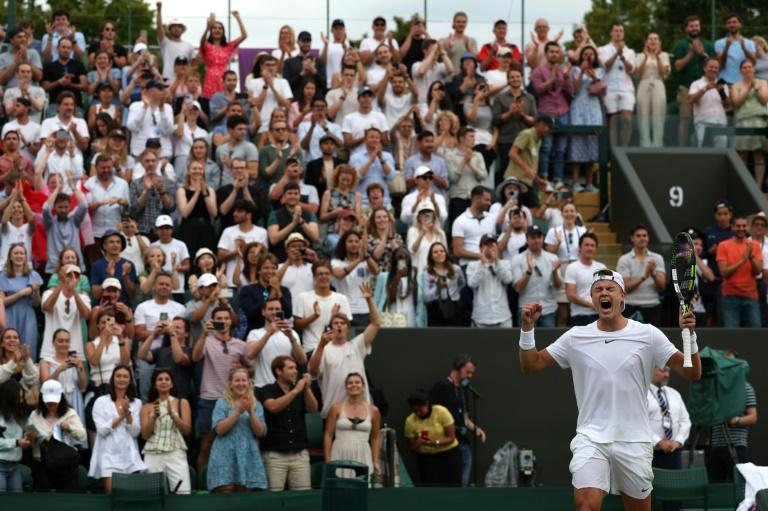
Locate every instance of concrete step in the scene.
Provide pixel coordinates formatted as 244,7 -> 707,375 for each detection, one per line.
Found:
594,231 -> 617,244
587,222 -> 612,233
574,192 -> 600,207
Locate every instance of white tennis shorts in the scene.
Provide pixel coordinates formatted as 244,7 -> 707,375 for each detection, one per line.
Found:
569,433 -> 654,500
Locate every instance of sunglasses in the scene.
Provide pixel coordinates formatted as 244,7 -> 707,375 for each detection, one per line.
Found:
418,174 -> 434,180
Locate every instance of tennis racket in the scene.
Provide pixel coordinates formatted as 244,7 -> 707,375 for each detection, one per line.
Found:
671,232 -> 697,368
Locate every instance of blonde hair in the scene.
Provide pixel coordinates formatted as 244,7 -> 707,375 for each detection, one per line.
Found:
436,111 -> 460,136
277,25 -> 296,51
143,246 -> 166,269
753,36 -> 768,52
4,243 -> 31,277
184,160 -> 206,188
223,368 -> 257,409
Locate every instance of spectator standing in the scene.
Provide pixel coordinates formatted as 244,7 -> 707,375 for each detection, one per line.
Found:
321,19 -> 348,89
671,16 -> 715,146
422,242 -> 465,326
412,39 -> 453,105
466,234 -> 514,327
343,89 -> 389,159
0,329 -> 38,393
351,128 -> 395,205
504,115 -> 555,205
155,3 -> 195,81
404,131 -> 449,194
440,12 -> 477,75
126,81 -> 174,159
715,14 -> 757,84
41,38 -> 87,113
276,233 -> 315,310
689,59 -> 730,148
129,152 -> 176,238
525,18 -> 563,69
244,298 -> 307,388
716,216 -> 762,327
0,27 -> 43,88
749,214 -> 768,326
90,229 -> 137,304
27,379 -> 86,491
0,379 -> 29,492
206,367 -> 267,492
319,164 -> 362,253
401,166 -> 448,227
635,34 -> 670,148
151,215 -> 191,299
293,260 -> 352,354
616,225 -> 666,325
41,263 -> 91,359
42,174 -> 87,276
360,17 -> 400,69
38,329 -> 87,425
477,20 -> 522,71
399,15 -> 428,72
325,65 -> 359,126
3,66 -> 46,125
755,36 -> 768,79
40,9 -> 86,63
0,187 -> 34,271
512,225 -> 561,326
648,366 -> 691,505
249,57 -> 294,136
445,127 -> 487,224
323,373 -> 381,481
0,244 -> 42,359
298,98 -> 343,162
136,317 -> 194,402
731,59 -> 768,189
407,202 -> 447,273
564,232 -> 605,326
139,369 -> 192,493
191,308 -> 247,471
531,42 -> 573,189
569,46 -> 604,192
239,254 -> 293,333
706,350 -> 757,483
259,356 -> 318,491
38,92 -> 90,153
216,116 -> 260,184
598,22 -> 636,146
491,68 -> 537,182
3,97 -> 43,157
267,182 -> 319,260
34,129 -> 85,193
309,282 -> 380,417
175,160 -> 217,259
86,156 -> 130,254
198,12 -> 247,99
284,31 -> 327,97
88,365 -> 146,494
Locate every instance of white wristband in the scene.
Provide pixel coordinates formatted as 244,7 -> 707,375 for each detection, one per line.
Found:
690,332 -> 699,355
519,329 -> 536,350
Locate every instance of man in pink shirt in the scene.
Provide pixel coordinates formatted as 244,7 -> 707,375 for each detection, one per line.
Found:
530,42 -> 572,191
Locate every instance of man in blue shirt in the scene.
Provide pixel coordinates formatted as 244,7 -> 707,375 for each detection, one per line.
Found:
350,127 -> 395,206
714,13 -> 756,84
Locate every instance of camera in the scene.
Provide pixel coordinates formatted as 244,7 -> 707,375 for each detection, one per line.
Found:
67,350 -> 77,357
159,312 -> 169,322
211,321 -> 225,331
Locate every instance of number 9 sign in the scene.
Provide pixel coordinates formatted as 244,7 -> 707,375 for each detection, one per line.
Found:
669,186 -> 684,208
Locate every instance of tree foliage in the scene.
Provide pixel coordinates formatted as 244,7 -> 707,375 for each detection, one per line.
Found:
580,0 -> 765,51
4,0 -> 155,47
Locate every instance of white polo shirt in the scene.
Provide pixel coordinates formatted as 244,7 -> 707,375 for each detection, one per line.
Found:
546,320 -> 679,443
451,209 -> 496,265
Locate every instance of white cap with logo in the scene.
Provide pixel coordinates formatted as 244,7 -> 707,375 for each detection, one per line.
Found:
591,270 -> 626,292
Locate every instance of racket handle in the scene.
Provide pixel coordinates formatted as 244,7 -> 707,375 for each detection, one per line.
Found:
682,328 -> 692,368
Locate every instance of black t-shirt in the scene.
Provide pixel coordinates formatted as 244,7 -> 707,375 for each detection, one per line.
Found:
257,382 -> 309,452
430,378 -> 469,443
87,41 -> 128,68
216,183 -> 263,229
151,344 -> 195,401
42,58 -> 87,106
400,36 -> 426,76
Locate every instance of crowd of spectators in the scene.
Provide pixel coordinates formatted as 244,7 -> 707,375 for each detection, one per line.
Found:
0,5 -> 765,494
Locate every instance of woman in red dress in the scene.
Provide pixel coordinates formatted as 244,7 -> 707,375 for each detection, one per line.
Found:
199,11 -> 248,98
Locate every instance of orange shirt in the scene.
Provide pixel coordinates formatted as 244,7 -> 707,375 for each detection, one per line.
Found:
716,238 -> 761,299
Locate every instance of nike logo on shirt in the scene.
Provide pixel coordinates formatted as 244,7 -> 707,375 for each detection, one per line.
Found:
603,339 -> 642,344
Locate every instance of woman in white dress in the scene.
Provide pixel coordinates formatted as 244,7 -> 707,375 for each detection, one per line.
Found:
323,373 -> 381,481
88,364 -> 145,494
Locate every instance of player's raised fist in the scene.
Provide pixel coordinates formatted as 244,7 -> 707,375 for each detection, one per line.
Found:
521,302 -> 542,329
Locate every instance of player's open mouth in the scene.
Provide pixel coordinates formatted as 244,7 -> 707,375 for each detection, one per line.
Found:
599,299 -> 612,311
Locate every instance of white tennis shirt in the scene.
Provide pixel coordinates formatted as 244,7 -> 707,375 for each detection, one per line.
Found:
546,319 -> 678,443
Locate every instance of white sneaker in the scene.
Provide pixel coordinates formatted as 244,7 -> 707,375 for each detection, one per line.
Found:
573,183 -> 585,193
544,181 -> 555,192
553,180 -> 565,189
584,184 -> 599,193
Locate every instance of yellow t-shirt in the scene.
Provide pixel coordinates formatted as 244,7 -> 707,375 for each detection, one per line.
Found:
404,404 -> 459,454
504,127 -> 541,186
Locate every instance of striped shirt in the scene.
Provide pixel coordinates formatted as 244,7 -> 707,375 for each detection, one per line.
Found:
199,336 -> 246,400
711,382 -> 756,447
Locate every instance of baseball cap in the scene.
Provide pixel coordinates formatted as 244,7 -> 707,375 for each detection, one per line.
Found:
298,31 -> 312,42
63,264 -> 81,275
331,19 -> 345,28
480,233 -> 498,246
714,199 -> 733,211
198,273 -> 218,288
319,134 -> 338,145
133,42 -> 149,53
591,269 -> 626,293
188,100 -> 202,110
526,224 -> 544,236
109,129 -> 126,139
41,380 -> 63,404
373,16 -> 386,24
168,18 -> 186,29
55,128 -> 71,140
416,201 -> 436,214
461,51 -> 478,63
145,80 -> 168,90
174,56 -> 190,65
285,232 -> 309,246
102,277 -> 122,290
414,165 -> 434,178
357,86 -> 374,97
195,247 -> 217,263
155,215 -> 174,228
497,46 -> 513,56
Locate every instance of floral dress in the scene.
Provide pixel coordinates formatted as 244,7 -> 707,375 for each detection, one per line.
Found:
207,398 -> 268,491
200,42 -> 238,98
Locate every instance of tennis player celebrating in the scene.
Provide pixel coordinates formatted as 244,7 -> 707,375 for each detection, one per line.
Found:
519,269 -> 701,511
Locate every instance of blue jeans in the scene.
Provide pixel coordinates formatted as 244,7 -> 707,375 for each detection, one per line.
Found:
538,114 -> 569,182
536,312 -> 556,327
721,295 -> 761,327
459,442 -> 472,487
0,462 -> 22,492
